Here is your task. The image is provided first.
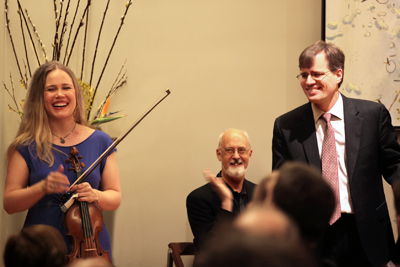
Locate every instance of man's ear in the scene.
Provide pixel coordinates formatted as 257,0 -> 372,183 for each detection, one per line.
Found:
335,69 -> 343,84
216,148 -> 222,162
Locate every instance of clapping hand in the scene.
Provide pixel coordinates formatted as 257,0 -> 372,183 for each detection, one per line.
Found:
203,169 -> 233,212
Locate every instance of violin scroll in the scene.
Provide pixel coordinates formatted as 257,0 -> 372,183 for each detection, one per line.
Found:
65,147 -> 85,172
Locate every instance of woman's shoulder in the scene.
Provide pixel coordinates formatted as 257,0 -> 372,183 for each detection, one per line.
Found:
77,125 -> 111,141
91,129 -> 114,140
80,128 -> 114,147
75,129 -> 115,157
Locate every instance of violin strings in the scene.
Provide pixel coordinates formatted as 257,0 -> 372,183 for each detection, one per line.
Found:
81,201 -> 95,257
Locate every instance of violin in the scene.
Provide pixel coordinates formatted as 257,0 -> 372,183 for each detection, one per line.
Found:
59,89 -> 171,263
63,147 -> 111,263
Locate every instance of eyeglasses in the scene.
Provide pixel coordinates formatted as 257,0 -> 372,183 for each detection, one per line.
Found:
296,70 -> 331,81
219,148 -> 250,155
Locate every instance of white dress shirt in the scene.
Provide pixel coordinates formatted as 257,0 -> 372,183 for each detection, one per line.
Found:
312,94 -> 353,214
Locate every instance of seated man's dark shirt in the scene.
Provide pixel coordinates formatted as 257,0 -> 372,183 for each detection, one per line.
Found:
186,171 -> 256,249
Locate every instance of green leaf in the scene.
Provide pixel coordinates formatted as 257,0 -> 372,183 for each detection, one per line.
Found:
90,115 -> 126,125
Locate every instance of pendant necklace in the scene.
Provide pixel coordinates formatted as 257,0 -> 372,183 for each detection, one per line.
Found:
52,122 -> 76,144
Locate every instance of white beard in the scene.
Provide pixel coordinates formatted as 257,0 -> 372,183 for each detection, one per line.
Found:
223,164 -> 246,179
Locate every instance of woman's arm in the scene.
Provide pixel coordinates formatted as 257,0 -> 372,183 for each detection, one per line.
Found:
4,150 -> 70,214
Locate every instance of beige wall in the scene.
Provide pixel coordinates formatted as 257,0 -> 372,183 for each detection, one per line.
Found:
3,1 -> 395,267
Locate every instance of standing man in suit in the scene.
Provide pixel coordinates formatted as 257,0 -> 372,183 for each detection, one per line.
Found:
187,129 -> 256,250
272,40 -> 400,267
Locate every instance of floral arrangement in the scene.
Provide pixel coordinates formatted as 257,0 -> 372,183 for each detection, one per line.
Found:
3,0 -> 133,125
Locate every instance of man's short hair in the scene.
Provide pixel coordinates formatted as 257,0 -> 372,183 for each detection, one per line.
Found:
272,161 -> 335,243
299,40 -> 345,88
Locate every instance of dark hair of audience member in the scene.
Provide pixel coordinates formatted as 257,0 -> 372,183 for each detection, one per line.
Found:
3,224 -> 67,267
273,162 -> 336,244
252,161 -> 335,246
193,219 -> 317,267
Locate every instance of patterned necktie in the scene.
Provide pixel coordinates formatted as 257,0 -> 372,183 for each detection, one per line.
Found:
321,112 -> 341,225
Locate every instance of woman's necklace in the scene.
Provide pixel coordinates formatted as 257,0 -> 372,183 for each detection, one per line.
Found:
52,122 -> 77,144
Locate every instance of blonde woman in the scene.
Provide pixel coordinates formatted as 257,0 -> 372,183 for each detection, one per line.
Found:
4,61 -> 121,261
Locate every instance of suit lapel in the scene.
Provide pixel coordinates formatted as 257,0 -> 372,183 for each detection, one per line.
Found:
296,104 -> 322,169
342,95 -> 362,183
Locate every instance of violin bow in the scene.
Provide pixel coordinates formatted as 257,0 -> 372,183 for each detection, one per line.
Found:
60,89 -> 171,211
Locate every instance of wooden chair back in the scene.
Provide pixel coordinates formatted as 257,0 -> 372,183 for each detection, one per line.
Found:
167,242 -> 196,267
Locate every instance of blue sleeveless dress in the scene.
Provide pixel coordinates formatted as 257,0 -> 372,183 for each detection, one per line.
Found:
18,130 -> 116,261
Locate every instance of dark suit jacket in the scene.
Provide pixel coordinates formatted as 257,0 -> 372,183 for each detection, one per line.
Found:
186,175 -> 256,250
272,94 -> 400,267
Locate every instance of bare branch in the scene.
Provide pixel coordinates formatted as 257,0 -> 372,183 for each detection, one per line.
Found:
63,0 -> 80,64
109,59 -> 127,95
52,0 -> 64,60
58,0 -> 72,59
93,61 -> 127,120
3,73 -> 23,118
5,0 -> 26,88
80,0 -> 90,79
89,0 -> 110,86
65,0 -> 91,66
22,59 -> 29,89
18,8 -> 46,66
89,0 -> 133,119
24,6 -> 47,64
17,7 -> 31,77
53,0 -> 57,19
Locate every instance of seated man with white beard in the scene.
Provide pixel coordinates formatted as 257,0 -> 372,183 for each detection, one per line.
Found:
186,129 -> 256,250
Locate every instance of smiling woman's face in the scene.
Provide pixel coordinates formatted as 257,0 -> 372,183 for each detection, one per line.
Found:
43,69 -> 76,121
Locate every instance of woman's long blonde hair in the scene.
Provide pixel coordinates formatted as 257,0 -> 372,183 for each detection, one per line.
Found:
6,61 -> 86,166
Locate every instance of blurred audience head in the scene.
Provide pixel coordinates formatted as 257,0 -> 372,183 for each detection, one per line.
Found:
194,207 -> 317,267
3,224 -> 67,267
233,205 -> 299,242
252,161 -> 335,246
68,258 -> 113,267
